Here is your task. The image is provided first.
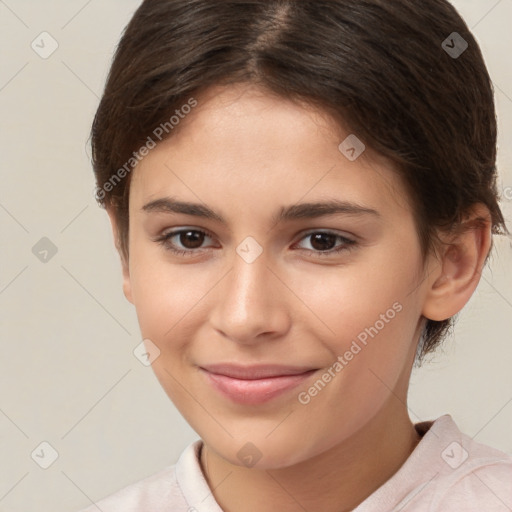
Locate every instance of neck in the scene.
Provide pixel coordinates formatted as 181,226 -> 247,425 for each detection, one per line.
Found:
200,400 -> 421,512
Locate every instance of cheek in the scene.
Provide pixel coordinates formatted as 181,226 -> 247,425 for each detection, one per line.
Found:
128,244 -> 213,345
294,247 -> 423,416
128,253 -> 205,401
296,252 -> 420,346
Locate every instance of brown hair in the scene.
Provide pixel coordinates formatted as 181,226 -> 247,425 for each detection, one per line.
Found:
91,0 -> 509,362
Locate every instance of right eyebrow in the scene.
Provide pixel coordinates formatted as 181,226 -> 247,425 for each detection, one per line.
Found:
142,197 -> 224,222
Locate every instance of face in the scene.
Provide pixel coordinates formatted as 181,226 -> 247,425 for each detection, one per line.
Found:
119,84 -> 434,469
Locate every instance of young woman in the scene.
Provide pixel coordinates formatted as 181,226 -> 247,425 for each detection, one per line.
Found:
81,0 -> 512,510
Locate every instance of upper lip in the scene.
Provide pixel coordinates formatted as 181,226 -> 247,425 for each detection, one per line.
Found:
200,364 -> 317,380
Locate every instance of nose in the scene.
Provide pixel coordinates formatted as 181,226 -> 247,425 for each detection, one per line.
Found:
209,248 -> 291,346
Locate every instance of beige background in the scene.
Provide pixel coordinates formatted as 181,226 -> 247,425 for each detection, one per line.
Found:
0,1 -> 511,511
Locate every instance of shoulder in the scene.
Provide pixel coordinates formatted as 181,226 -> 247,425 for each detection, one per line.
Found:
427,416 -> 512,511
75,442 -> 201,512
433,458 -> 512,511
76,465 -> 185,512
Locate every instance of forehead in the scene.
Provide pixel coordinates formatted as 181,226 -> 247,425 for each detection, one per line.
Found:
130,84 -> 411,219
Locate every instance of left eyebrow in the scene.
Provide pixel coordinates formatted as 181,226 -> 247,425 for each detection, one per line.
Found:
142,196 -> 381,225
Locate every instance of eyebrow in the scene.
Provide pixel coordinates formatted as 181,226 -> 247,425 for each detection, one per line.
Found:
142,196 -> 381,224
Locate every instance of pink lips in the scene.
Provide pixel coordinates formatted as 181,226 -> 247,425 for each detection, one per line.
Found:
200,364 -> 318,405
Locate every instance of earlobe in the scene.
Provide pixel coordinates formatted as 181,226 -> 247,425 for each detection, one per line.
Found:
421,204 -> 492,322
106,208 -> 134,305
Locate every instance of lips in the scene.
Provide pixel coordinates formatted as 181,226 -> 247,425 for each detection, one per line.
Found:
199,364 -> 318,405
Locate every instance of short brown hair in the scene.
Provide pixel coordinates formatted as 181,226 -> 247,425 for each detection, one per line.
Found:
91,0 -> 509,361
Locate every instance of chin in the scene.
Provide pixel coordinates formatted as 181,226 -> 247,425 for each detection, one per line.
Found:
207,432 -> 319,471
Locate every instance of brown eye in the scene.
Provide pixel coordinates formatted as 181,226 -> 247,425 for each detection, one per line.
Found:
309,233 -> 337,251
295,231 -> 357,257
156,228 -> 215,256
177,230 -> 206,249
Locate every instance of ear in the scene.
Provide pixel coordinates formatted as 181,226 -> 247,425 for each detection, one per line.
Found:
106,208 -> 134,304
421,203 -> 492,321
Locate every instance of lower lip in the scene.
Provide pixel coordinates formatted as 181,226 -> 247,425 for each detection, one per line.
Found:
201,369 -> 317,405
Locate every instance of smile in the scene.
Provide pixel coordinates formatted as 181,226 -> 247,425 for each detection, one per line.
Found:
199,364 -> 318,405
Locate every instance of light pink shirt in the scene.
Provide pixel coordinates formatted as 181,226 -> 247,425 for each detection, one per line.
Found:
77,415 -> 512,511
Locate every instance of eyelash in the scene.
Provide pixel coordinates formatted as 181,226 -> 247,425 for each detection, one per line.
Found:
155,228 -> 357,258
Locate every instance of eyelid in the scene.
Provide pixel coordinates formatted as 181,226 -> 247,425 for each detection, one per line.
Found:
160,226 -> 215,238
156,226 -> 357,257
292,229 -> 357,254
156,226 -> 217,247
157,227 -> 355,244
298,228 -> 355,241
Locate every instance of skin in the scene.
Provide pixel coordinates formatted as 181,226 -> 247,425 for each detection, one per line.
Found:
107,83 -> 491,512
